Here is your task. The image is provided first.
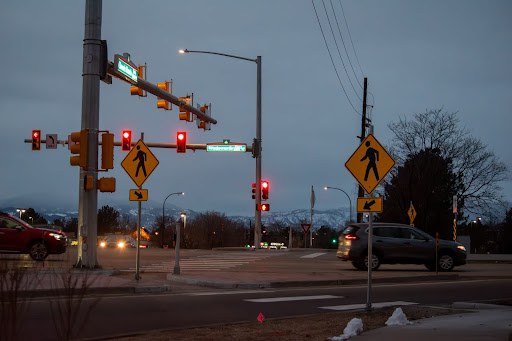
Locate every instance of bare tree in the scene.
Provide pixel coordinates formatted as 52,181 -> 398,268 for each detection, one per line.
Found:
388,108 -> 509,216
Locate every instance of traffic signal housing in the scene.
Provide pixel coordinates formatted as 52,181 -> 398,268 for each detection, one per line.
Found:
130,65 -> 146,97
69,129 -> 88,169
257,203 -> 270,212
156,81 -> 171,110
121,130 -> 132,151
31,130 -> 41,151
101,133 -> 114,170
179,96 -> 193,122
251,183 -> 256,199
176,131 -> 186,153
261,180 -> 270,200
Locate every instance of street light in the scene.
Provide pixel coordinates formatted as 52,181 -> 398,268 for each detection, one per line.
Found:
162,192 -> 184,248
324,186 -> 353,223
16,208 -> 26,219
179,48 -> 262,250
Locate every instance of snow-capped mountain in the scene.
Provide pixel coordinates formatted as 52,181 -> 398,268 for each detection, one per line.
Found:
0,195 -> 350,230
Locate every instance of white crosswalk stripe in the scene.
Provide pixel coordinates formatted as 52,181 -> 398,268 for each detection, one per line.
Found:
123,251 -> 284,273
319,301 -> 417,311
300,252 -> 327,259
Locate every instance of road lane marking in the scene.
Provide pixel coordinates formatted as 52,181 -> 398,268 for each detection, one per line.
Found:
189,290 -> 276,296
245,295 -> 342,303
300,252 -> 327,259
319,301 -> 417,311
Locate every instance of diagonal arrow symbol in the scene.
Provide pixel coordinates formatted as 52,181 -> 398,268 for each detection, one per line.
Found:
363,200 -> 376,210
134,191 -> 143,199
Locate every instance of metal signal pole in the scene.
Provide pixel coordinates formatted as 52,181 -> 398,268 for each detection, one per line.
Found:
76,0 -> 102,268
357,77 -> 368,223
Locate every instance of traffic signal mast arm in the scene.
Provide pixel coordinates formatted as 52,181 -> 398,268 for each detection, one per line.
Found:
24,138 -> 253,153
107,61 -> 217,125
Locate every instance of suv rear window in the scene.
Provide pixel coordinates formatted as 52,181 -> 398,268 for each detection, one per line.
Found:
342,226 -> 359,235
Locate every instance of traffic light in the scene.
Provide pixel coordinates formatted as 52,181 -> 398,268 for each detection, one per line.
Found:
69,129 -> 88,169
197,104 -> 210,130
31,130 -> 41,151
261,180 -> 270,200
98,177 -> 116,192
156,81 -> 171,110
130,65 -> 146,96
121,130 -> 132,151
251,183 -> 256,199
176,131 -> 186,153
179,96 -> 192,122
101,133 -> 114,170
257,203 -> 270,212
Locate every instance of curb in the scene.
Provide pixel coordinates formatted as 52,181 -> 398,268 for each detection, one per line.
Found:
452,302 -> 512,310
167,274 -> 460,289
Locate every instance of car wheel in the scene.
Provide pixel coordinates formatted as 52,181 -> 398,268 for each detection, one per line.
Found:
438,254 -> 455,271
29,241 -> 49,261
363,253 -> 381,270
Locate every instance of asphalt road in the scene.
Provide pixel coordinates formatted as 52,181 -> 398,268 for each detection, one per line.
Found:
16,277 -> 512,340
3,247 -> 511,340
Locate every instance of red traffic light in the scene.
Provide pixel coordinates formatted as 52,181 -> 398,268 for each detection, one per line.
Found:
121,130 -> 132,151
32,130 -> 41,151
251,183 -> 256,199
261,180 -> 270,200
177,131 -> 187,153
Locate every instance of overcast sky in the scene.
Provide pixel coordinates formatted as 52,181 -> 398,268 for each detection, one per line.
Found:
1,0 -> 510,218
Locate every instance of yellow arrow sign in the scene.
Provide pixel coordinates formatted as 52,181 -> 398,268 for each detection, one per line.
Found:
345,134 -> 395,194
356,197 -> 383,213
121,140 -> 159,187
129,189 -> 148,201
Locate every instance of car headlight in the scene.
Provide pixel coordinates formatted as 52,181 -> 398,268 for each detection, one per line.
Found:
99,241 -> 107,248
457,245 -> 466,252
49,233 -> 64,240
117,241 -> 126,249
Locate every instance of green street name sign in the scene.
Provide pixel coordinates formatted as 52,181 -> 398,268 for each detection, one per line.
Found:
206,144 -> 247,152
115,55 -> 138,84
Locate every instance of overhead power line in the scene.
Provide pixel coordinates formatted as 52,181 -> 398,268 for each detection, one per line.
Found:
338,0 -> 365,79
329,0 -> 363,91
312,0 -> 361,116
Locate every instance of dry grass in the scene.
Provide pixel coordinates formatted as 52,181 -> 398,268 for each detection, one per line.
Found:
121,305 -> 465,341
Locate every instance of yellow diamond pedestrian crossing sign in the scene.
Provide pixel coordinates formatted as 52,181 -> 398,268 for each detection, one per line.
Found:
121,140 -> 159,188
345,134 -> 395,194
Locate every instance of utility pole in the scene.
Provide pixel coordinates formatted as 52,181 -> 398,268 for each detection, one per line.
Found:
357,77 -> 368,223
76,0 -> 102,268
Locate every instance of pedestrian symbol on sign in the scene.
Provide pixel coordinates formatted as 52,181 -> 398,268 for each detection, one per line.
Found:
360,140 -> 380,182
133,145 -> 147,178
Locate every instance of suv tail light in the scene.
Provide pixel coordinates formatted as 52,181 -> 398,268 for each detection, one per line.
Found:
344,234 -> 359,241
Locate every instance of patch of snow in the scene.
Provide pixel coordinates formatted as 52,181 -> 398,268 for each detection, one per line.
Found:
385,307 -> 412,326
329,317 -> 363,340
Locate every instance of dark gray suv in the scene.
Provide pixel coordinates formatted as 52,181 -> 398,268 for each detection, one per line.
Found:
337,223 -> 467,271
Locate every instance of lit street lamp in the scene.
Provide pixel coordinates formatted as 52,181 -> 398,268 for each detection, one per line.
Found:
16,208 -> 26,219
179,48 -> 263,249
324,186 -> 353,223
162,192 -> 184,248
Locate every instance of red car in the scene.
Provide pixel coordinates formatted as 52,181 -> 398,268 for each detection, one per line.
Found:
0,212 -> 67,261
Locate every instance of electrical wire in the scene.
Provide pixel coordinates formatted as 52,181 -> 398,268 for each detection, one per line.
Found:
322,0 -> 362,102
329,0 -> 363,90
312,0 -> 361,116
338,0 -> 365,79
